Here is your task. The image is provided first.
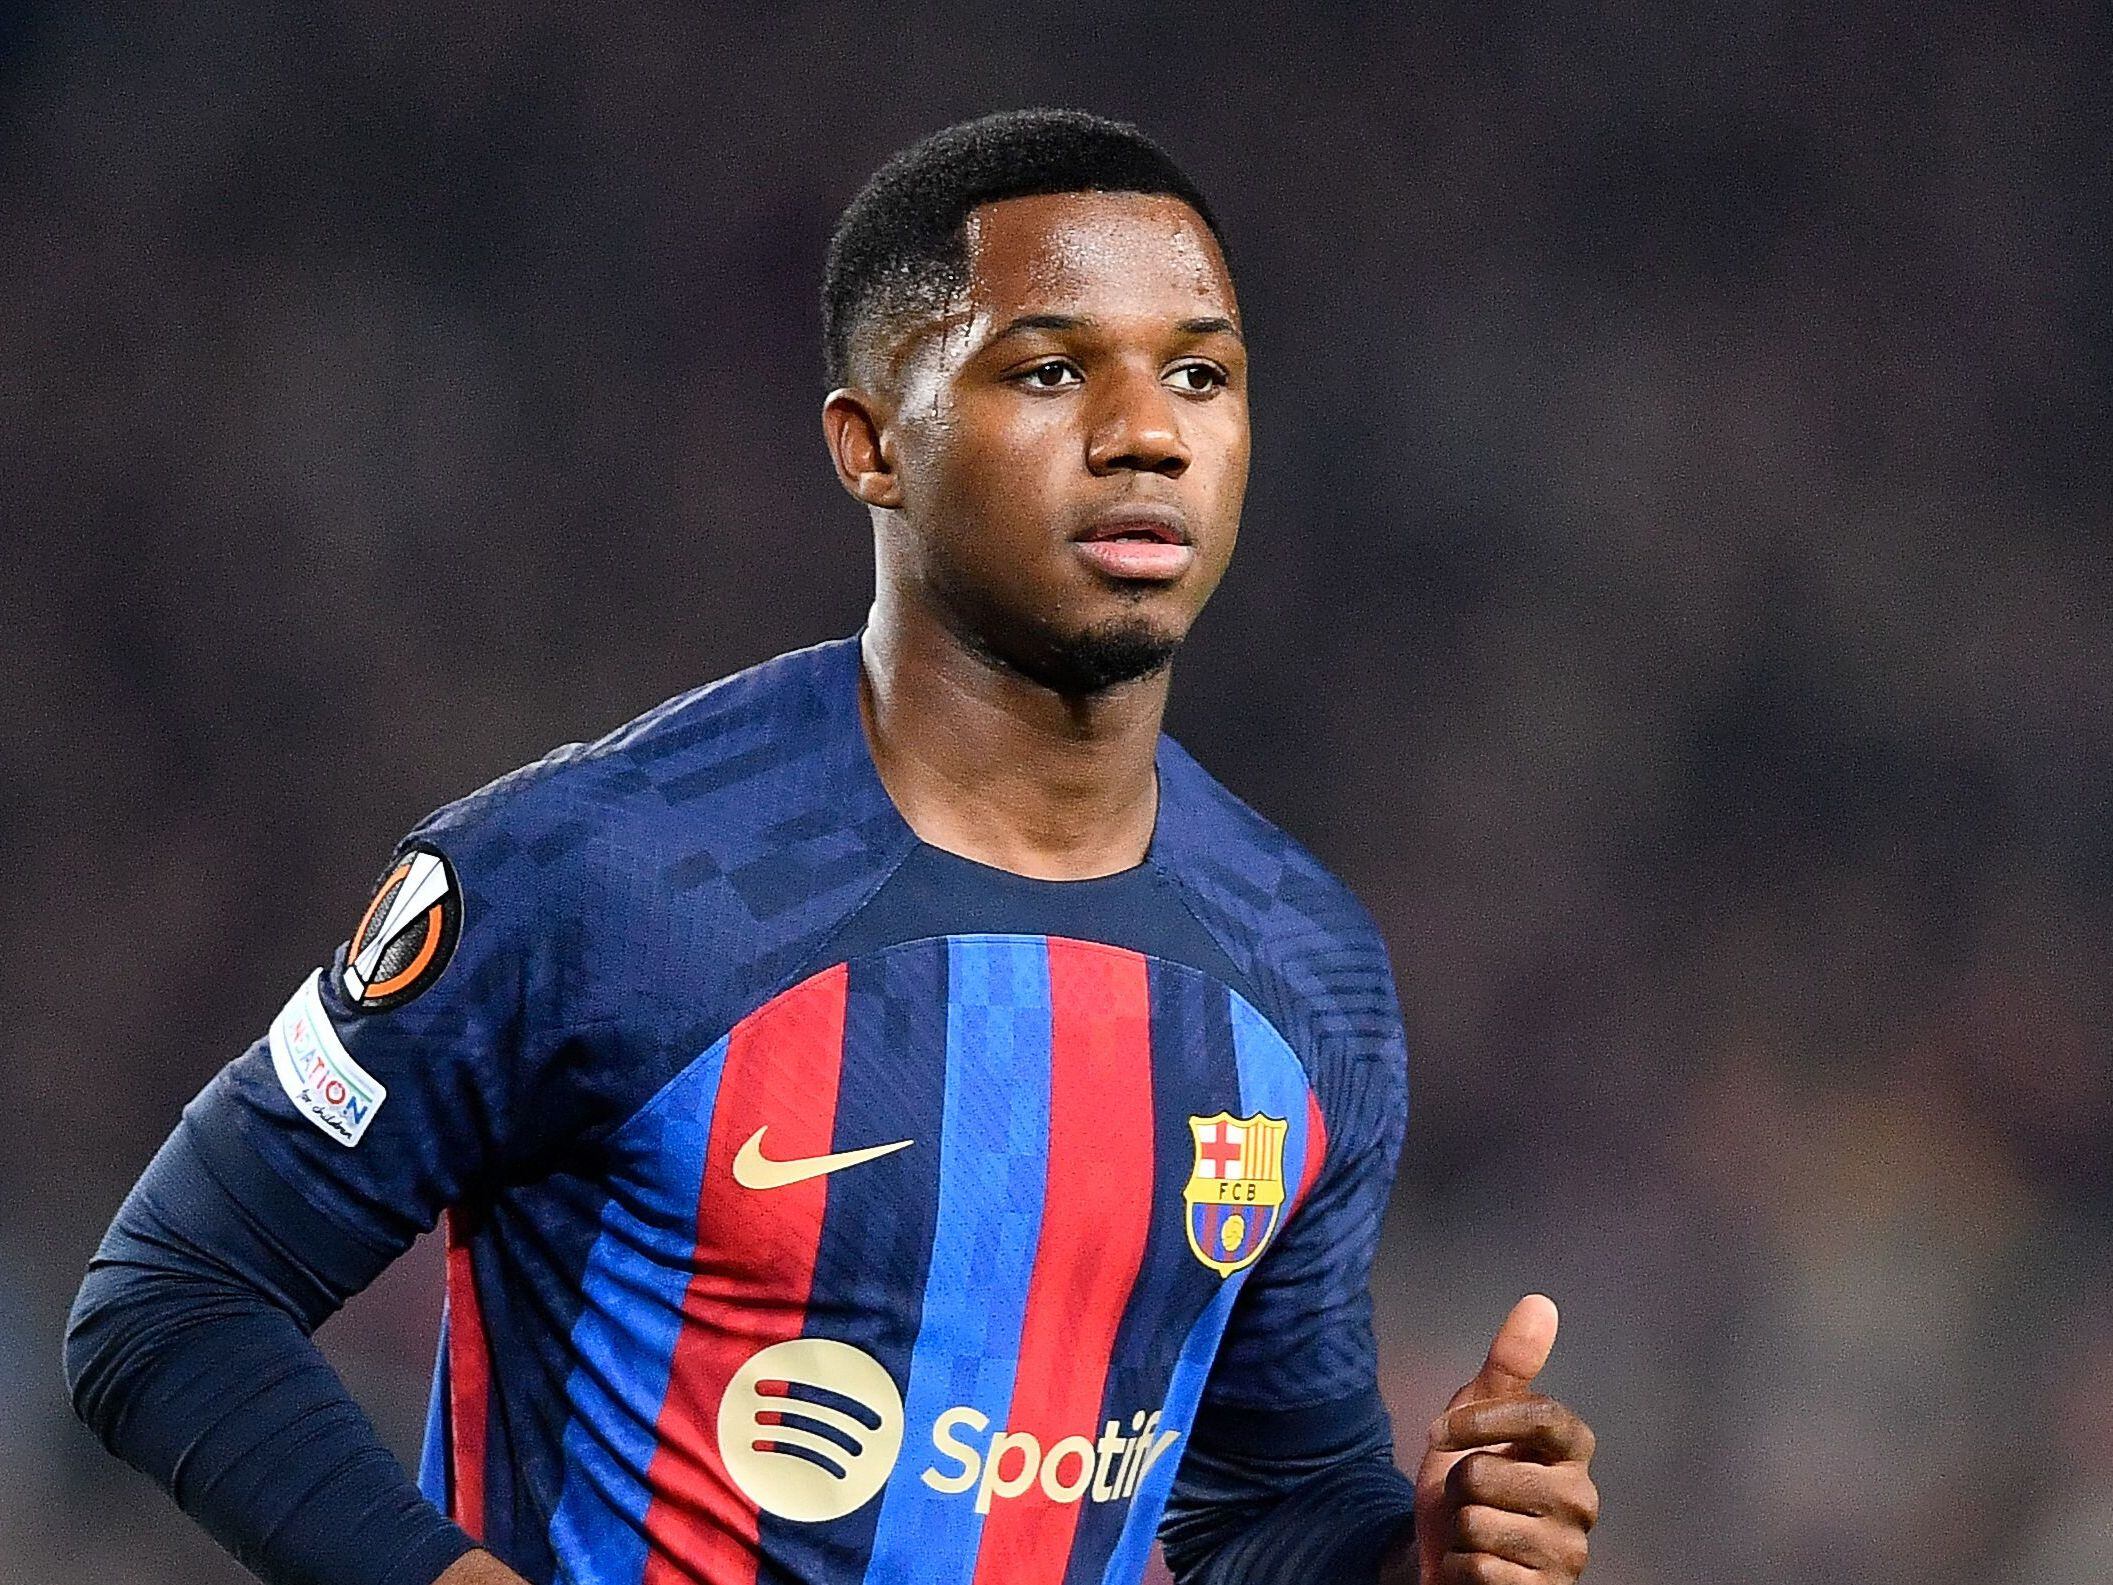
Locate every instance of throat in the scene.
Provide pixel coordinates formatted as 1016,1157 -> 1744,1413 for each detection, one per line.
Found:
857,625 -> 1166,881
894,777 -> 1159,881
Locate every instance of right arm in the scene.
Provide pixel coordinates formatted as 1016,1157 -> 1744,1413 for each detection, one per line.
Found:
68,810 -> 587,1585
65,1086 -> 480,1585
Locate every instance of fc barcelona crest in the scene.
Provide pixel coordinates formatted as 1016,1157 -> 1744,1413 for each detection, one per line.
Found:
1183,1112 -> 1288,1276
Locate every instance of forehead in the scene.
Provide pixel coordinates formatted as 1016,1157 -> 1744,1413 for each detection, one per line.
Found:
958,190 -> 1236,323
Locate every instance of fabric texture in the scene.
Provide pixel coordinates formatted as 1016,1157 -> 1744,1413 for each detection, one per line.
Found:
67,634 -> 1415,1585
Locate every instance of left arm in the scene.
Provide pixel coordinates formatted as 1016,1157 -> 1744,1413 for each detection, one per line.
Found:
1159,1001 -> 1416,1583
1160,973 -> 1598,1584
1159,1385 -> 1416,1582
1163,1296 -> 1602,1585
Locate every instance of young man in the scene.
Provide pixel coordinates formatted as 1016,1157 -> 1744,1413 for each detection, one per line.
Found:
68,111 -> 1598,1585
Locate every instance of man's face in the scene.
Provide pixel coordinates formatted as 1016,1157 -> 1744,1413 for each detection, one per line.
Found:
870,190 -> 1248,693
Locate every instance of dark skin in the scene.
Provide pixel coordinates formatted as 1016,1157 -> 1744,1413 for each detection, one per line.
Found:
441,190 -> 1598,1585
1410,1295 -> 1601,1585
828,190 -> 1249,880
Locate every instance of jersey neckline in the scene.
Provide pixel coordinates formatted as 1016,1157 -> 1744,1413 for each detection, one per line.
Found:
827,631 -> 1174,889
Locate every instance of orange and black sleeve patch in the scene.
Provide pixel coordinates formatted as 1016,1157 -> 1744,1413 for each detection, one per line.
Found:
342,845 -> 462,1012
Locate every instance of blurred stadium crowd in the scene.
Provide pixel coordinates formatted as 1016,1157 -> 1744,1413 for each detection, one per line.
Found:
2,5 -> 2106,1583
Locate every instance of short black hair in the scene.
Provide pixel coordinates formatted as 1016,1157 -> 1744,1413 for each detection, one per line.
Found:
822,109 -> 1223,388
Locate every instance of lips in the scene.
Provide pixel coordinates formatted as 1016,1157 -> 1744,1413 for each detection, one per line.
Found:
1072,506 -> 1196,582
1078,519 -> 1186,546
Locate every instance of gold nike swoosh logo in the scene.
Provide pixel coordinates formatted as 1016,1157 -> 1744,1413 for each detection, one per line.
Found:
730,1126 -> 914,1191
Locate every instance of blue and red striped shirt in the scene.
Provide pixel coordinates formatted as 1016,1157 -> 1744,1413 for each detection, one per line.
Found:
70,635 -> 1414,1585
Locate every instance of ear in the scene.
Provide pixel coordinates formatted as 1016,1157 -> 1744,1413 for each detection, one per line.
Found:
822,387 -> 904,509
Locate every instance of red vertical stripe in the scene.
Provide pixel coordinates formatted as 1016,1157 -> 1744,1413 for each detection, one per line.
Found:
971,940 -> 1156,1582
445,1209 -> 490,1541
640,964 -> 849,1585
1290,1090 -> 1328,1217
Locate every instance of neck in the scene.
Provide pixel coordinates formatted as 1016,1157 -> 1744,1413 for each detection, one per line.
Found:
858,591 -> 1170,881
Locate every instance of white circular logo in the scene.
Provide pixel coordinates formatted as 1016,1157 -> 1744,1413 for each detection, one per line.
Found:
718,1339 -> 905,1522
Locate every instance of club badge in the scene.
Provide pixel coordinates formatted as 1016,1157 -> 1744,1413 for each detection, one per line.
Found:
342,845 -> 461,1011
1183,1111 -> 1288,1276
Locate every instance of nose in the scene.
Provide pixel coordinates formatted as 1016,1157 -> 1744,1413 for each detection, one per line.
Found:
1085,364 -> 1190,478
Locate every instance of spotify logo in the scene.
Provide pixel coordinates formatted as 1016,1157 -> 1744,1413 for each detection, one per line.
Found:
719,1339 -> 906,1522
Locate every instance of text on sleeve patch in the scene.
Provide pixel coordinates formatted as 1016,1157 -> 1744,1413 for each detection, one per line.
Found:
270,971 -> 388,1146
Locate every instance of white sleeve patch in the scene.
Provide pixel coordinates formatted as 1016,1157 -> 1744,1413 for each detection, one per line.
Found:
269,971 -> 387,1147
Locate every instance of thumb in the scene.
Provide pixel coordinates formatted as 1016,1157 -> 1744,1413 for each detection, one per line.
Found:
1446,1293 -> 1558,1409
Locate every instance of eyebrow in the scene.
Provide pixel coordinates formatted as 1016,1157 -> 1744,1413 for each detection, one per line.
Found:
985,312 -> 1244,345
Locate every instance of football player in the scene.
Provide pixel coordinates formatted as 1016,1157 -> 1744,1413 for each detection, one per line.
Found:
68,110 -> 1598,1585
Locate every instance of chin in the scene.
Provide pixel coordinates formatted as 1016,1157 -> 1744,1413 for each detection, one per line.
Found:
1030,613 -> 1184,694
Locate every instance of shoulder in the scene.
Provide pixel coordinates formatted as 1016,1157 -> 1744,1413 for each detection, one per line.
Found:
382,637 -> 907,1021
1150,733 -> 1397,992
412,636 -> 861,858
1149,735 -> 1405,1096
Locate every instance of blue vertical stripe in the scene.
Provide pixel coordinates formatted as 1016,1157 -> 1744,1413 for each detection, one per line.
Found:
1099,989 -> 1313,1585
1227,995 -> 1313,1264
863,935 -> 1055,1584
418,1304 -> 451,1509
545,1034 -> 732,1585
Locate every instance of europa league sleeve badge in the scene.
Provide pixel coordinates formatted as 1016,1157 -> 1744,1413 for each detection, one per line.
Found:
341,845 -> 462,1012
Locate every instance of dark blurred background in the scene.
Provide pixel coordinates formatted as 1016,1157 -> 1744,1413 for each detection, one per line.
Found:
5,4 -> 2109,1582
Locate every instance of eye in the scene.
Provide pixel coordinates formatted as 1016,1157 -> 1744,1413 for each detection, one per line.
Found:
1166,361 -> 1229,394
1012,358 -> 1082,390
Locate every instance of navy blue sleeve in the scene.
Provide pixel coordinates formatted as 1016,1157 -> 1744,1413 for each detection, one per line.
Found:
1159,1391 -> 1414,1582
1161,926 -> 1417,1582
65,1103 -> 477,1585
204,778 -> 607,1249
66,771 -> 602,1584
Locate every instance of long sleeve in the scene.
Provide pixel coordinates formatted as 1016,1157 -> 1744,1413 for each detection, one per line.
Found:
68,791 -> 591,1584
1163,905 -> 1417,1583
65,1090 -> 475,1585
1159,1388 -> 1414,1582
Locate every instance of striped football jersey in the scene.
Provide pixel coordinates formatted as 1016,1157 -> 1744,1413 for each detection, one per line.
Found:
201,635 -> 1409,1585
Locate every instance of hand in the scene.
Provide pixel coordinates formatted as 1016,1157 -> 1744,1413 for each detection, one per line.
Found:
436,1550 -> 532,1585
1405,1294 -> 1600,1584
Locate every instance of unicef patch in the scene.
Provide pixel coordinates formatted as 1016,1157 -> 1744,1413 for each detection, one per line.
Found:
270,971 -> 387,1146
342,845 -> 461,1011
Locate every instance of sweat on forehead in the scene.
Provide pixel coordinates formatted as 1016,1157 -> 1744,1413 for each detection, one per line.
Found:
820,108 -> 1225,389
963,193 -> 1232,308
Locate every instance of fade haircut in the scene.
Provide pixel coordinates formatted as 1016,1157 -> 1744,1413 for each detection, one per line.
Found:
822,109 -> 1223,388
